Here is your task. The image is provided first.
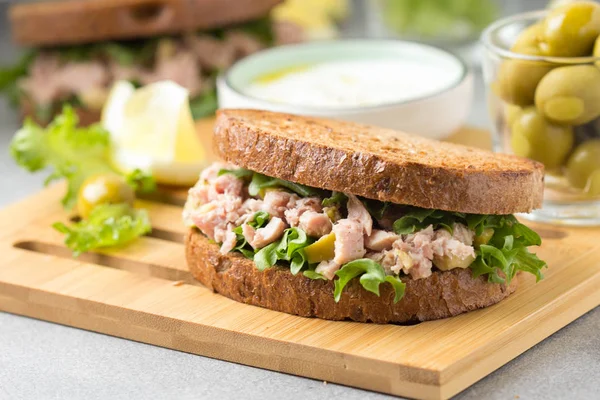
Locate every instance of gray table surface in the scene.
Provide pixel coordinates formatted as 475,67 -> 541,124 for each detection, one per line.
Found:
0,15 -> 599,400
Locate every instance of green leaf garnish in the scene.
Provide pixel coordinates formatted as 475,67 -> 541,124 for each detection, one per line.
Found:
0,50 -> 37,107
334,258 -> 405,304
52,203 -> 151,256
125,169 -> 157,193
322,191 -> 348,207
254,242 -> 279,271
249,172 -> 323,197
10,106 -> 115,209
303,269 -> 328,281
189,89 -> 218,120
218,167 -> 254,180
385,276 -> 406,303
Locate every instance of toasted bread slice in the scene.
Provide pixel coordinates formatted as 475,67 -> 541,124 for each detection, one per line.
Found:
214,109 -> 544,215
10,0 -> 282,46
186,229 -> 518,323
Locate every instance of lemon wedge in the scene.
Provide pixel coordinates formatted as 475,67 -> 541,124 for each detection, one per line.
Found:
102,80 -> 211,186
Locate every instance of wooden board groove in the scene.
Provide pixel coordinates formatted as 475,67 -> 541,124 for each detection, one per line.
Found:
1,128 -> 600,399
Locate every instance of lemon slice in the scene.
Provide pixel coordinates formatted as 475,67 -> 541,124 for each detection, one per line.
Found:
102,80 -> 211,186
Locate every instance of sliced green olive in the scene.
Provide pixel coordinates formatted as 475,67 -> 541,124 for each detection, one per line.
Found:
474,228 -> 495,249
433,253 -> 476,271
304,232 -> 335,264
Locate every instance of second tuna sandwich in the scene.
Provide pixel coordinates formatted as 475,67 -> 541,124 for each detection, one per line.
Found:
183,109 -> 547,324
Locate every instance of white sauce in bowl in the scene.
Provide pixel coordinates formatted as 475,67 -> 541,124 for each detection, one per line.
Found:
244,59 -> 462,109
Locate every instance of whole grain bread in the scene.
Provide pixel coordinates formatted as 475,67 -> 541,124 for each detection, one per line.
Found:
214,109 -> 545,215
10,0 -> 282,46
186,229 -> 518,324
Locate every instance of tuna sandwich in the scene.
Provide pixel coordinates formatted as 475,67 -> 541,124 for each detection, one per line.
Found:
183,109 -> 547,324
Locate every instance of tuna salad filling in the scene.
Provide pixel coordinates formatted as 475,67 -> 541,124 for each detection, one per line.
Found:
184,162 -> 547,303
0,18 -> 302,123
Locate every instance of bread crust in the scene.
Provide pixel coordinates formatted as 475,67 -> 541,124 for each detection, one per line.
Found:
214,109 -> 545,215
185,229 -> 518,324
10,0 -> 282,46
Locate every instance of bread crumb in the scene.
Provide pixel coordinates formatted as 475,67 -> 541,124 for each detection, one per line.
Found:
323,381 -> 327,385
172,281 -> 185,287
515,396 -> 520,399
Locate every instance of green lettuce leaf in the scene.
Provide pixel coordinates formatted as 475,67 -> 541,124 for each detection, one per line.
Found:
125,169 -> 157,193
10,106 -> 115,209
232,211 -> 271,256
274,227 -> 313,275
189,89 -> 218,120
52,203 -> 151,256
0,50 -> 37,106
219,168 -> 323,197
392,206 -> 466,234
303,269 -> 328,280
218,167 -> 254,180
248,172 -> 323,197
334,259 -> 405,304
361,198 -> 391,220
468,214 -> 546,284
254,242 -> 279,271
321,191 -> 347,207
385,276 -> 406,303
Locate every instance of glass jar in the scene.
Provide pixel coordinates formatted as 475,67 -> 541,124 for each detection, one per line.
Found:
481,9 -> 600,226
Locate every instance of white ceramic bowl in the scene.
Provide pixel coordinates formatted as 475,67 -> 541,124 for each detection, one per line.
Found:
217,40 -> 473,139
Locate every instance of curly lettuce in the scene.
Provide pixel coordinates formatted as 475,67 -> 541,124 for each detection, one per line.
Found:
221,210 -> 407,303
10,106 -> 115,208
53,203 -> 151,256
11,106 -> 156,255
392,207 -> 546,284
334,259 -> 405,303
210,170 -> 546,304
219,167 -> 324,197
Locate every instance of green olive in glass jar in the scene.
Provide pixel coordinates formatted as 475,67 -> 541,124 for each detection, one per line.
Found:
594,33 -> 600,67
535,65 -> 600,125
565,139 -> 600,195
540,1 -> 600,57
77,174 -> 135,219
510,107 -> 574,169
511,23 -> 544,53
505,104 -> 523,127
495,54 -> 553,107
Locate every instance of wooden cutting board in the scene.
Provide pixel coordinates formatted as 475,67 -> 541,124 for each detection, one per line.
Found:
0,124 -> 599,400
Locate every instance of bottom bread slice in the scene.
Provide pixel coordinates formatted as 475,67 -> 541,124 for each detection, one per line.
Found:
185,229 -> 518,323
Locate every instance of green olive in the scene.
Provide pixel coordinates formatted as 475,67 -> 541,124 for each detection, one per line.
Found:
594,33 -> 600,67
495,46 -> 553,106
505,104 -> 523,127
511,23 -> 544,54
510,107 -> 574,169
540,1 -> 600,56
565,139 -> 600,194
535,65 -> 600,125
574,118 -> 600,149
474,228 -> 494,249
304,233 -> 335,264
77,174 -> 135,219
